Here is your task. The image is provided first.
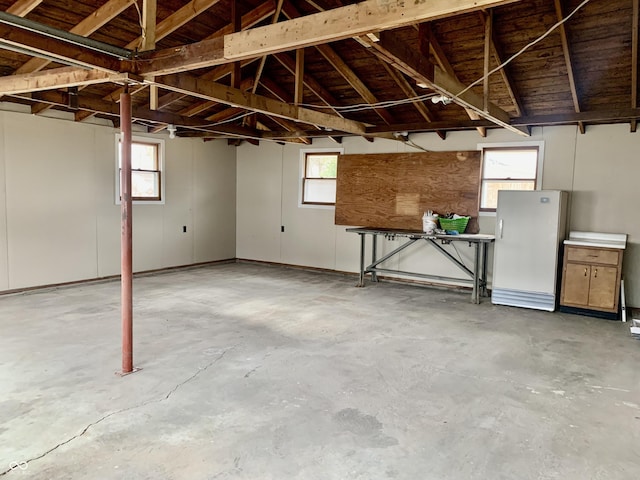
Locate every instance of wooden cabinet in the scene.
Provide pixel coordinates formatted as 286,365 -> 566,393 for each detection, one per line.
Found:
560,245 -> 623,314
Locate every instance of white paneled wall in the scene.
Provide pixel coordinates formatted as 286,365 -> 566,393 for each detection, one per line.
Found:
0,109 -> 236,290
2,107 -> 639,306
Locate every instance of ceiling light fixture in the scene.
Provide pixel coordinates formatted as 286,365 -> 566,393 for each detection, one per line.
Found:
167,124 -> 177,139
431,95 -> 453,105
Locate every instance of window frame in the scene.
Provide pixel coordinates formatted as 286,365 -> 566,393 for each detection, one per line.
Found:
299,148 -> 343,209
477,141 -> 544,214
115,134 -> 166,205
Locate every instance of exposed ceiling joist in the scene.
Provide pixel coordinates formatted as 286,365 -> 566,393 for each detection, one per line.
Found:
6,0 -> 43,17
137,0 -> 520,76
224,0 -> 521,61
151,74 -> 368,135
0,67 -> 137,95
11,89 -> 263,138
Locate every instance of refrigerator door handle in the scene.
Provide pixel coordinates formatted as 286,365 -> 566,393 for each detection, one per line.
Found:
499,219 -> 504,239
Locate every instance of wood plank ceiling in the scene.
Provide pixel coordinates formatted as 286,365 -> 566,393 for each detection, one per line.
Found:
0,0 -> 638,144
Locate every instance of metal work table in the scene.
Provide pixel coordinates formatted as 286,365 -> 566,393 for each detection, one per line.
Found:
346,227 -> 496,304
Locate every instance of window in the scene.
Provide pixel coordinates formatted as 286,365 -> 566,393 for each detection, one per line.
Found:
480,146 -> 541,211
301,151 -> 340,205
116,135 -> 164,204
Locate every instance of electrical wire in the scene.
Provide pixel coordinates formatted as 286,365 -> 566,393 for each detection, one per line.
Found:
451,0 -> 591,102
296,0 -> 592,114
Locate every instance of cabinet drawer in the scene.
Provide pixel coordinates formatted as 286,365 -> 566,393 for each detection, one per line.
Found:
566,247 -> 619,265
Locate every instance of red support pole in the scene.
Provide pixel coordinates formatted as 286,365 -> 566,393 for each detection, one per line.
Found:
120,91 -> 133,374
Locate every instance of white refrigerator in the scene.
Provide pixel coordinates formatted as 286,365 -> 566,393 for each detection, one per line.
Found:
491,190 -> 569,311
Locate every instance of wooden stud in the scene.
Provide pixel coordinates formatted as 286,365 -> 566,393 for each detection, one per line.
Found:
295,48 -> 304,105
554,0 -> 584,134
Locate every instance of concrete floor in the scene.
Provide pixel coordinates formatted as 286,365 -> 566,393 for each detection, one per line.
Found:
1,262 -> 639,480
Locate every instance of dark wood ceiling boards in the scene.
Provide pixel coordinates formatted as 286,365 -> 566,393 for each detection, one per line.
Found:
0,0 -> 639,143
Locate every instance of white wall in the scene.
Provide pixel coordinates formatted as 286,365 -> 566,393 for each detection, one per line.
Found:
236,125 -> 640,306
0,109 -> 236,291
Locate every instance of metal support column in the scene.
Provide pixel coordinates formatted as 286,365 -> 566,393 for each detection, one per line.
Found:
120,91 -> 134,375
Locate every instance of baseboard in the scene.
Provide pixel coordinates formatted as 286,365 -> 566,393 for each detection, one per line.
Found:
0,258 -> 236,297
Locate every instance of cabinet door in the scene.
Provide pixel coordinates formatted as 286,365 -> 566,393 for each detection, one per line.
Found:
588,266 -> 618,310
562,263 -> 591,306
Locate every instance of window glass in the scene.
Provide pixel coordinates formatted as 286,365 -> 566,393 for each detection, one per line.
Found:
116,136 -> 163,203
480,147 -> 539,210
302,152 -> 339,205
306,154 -> 337,178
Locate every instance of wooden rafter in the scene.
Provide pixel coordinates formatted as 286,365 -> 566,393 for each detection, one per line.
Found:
421,23 -> 486,137
152,73 -> 367,135
281,1 -> 393,125
380,62 -> 445,140
483,10 -> 491,113
554,0 -> 584,134
6,0 -> 43,16
127,0 -> 223,50
478,11 -> 525,117
316,43 -> 395,125
251,0 -> 285,94
273,53 -> 341,114
76,0 -> 225,122
364,31 -> 526,136
153,2 -> 276,116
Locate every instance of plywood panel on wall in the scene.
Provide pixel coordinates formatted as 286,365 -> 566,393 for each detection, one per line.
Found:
335,151 -> 481,233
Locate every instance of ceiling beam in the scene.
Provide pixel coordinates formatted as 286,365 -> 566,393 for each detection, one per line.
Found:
138,0 -> 520,75
372,30 -> 528,136
0,24 -> 125,73
224,0 -> 520,61
11,89 -> 263,138
554,0 -> 584,134
6,0 -> 43,17
151,73 -> 368,135
0,67 -> 137,95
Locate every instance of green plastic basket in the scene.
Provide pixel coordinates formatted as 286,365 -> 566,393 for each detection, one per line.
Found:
438,216 -> 470,233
